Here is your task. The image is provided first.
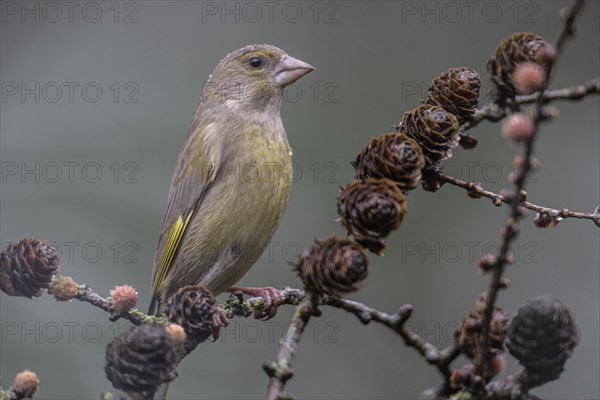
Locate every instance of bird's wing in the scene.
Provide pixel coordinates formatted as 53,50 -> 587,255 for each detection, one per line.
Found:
149,121 -> 221,314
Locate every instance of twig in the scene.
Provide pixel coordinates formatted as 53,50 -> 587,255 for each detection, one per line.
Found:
516,77 -> 599,104
73,283 -> 164,326
474,0 -> 586,379
72,282 -> 308,361
462,77 -> 599,131
72,282 -> 304,326
324,297 -> 460,381
263,293 -> 317,400
73,281 -> 460,393
421,370 -> 540,400
437,172 -> 600,225
221,287 -> 304,319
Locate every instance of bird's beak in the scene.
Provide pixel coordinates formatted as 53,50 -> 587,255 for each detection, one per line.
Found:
274,55 -> 315,87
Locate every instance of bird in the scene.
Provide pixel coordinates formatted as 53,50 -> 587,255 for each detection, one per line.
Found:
148,44 -> 314,318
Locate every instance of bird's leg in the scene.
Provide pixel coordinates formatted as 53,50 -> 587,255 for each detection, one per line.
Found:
227,286 -> 286,320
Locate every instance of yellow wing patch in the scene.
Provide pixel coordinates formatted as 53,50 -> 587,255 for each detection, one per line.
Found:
153,209 -> 195,295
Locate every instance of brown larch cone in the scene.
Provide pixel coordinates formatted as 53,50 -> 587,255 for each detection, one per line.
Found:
352,132 -> 425,192
506,295 -> 579,385
162,284 -> 217,342
104,324 -> 176,398
296,237 -> 369,298
401,105 -> 460,165
488,32 -> 555,99
0,238 -> 60,298
424,67 -> 481,125
455,298 -> 510,360
337,179 -> 407,254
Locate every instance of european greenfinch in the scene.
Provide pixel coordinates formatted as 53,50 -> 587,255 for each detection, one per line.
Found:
148,44 -> 314,315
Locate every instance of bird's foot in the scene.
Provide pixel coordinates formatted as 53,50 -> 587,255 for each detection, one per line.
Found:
210,306 -> 230,341
227,286 -> 286,320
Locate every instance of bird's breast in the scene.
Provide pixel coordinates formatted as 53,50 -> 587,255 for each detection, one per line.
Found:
212,128 -> 292,247
176,119 -> 293,294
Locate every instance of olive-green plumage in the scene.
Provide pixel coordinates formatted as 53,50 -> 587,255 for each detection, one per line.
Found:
149,45 -> 314,315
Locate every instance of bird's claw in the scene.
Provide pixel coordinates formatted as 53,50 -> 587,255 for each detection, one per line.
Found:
210,306 -> 230,341
228,286 -> 286,321
254,287 -> 286,320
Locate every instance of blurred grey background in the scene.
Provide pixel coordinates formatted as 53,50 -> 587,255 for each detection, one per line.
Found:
1,1 -> 598,399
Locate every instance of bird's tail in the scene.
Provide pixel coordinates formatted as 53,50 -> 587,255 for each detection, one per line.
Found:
149,293 -> 170,399
148,293 -> 160,316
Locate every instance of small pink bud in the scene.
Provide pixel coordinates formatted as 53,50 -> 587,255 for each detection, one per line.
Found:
477,254 -> 497,273
502,113 -> 535,143
109,285 -> 138,314
166,323 -> 187,346
514,62 -> 545,94
499,277 -> 511,289
13,370 -> 40,398
475,292 -> 489,312
50,276 -> 78,301
533,212 -> 561,228
450,364 -> 474,390
535,44 -> 557,66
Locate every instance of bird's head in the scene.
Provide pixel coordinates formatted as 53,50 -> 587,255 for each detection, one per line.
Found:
204,44 -> 314,115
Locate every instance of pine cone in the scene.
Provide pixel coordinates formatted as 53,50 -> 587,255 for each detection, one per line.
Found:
0,238 -> 60,298
401,105 -> 460,165
488,32 -> 554,99
424,67 -> 481,125
352,133 -> 425,192
337,179 -> 407,254
162,285 -> 217,342
105,324 -> 176,397
456,302 -> 510,360
506,295 -> 579,384
296,237 -> 369,297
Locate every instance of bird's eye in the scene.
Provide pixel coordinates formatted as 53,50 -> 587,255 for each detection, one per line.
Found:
249,57 -> 262,68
